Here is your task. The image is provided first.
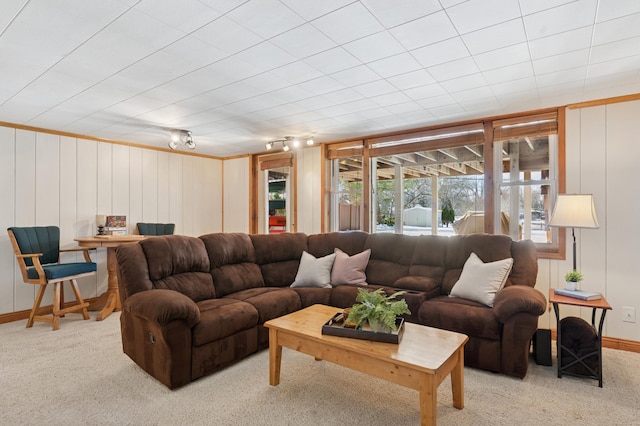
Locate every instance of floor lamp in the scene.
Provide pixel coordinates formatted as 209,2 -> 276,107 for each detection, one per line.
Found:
548,194 -> 600,272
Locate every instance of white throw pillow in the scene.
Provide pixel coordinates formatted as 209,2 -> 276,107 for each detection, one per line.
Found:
290,251 -> 336,288
449,252 -> 513,307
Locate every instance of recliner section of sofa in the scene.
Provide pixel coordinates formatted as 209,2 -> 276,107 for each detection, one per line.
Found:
116,231 -> 546,389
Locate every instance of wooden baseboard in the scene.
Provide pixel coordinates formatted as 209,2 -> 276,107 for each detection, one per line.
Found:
0,297 -> 99,325
549,329 -> 640,354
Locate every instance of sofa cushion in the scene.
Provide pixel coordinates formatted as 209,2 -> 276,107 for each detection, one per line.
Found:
193,299 -> 259,347
139,235 -> 215,302
449,252 -> 513,307
331,248 -> 370,286
307,231 -> 368,257
419,296 -> 501,341
364,234 -> 416,286
408,235 -> 447,284
250,233 -> 308,287
291,251 -> 336,288
224,288 -> 302,324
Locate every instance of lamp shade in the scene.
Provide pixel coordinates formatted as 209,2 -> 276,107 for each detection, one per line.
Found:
548,194 -> 599,229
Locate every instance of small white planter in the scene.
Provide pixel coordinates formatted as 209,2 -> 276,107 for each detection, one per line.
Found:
565,281 -> 578,291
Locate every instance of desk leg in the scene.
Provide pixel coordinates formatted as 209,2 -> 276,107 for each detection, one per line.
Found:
269,328 -> 282,386
451,347 -> 465,409
89,247 -> 120,321
419,374 -> 437,426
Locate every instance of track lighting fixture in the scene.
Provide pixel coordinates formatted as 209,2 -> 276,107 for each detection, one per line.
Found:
265,136 -> 315,152
168,129 -> 196,150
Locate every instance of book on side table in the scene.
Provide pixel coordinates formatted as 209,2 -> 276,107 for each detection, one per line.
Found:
553,288 -> 602,301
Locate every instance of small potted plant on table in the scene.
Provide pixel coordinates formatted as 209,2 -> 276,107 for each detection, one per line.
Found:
564,270 -> 583,291
346,288 -> 411,333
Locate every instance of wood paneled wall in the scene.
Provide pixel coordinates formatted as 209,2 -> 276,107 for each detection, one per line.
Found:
0,127 -> 222,315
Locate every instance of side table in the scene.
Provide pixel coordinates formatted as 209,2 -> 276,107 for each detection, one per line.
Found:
549,289 -> 612,387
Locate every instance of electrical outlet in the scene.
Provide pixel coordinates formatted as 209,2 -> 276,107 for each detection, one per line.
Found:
623,307 -> 636,323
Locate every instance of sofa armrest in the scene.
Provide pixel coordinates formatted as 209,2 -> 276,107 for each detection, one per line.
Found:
493,285 -> 546,323
123,289 -> 200,328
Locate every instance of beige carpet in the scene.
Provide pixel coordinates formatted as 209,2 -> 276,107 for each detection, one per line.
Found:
1,313 -> 639,426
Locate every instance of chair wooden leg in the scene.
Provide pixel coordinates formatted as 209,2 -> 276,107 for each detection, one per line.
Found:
52,282 -> 61,331
69,279 -> 90,321
26,284 -> 47,328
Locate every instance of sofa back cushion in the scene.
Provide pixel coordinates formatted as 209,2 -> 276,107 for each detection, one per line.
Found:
408,235 -> 447,284
200,233 -> 265,297
250,233 -> 308,287
442,234 -> 513,294
138,235 -> 215,302
307,231 -> 368,257
364,234 -> 416,286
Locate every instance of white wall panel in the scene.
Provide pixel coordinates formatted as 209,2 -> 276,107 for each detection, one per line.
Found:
14,130 -> 36,310
0,127 -> 16,314
157,151 -> 170,223
169,154 -> 183,234
35,133 -> 60,227
296,147 -> 321,234
129,147 -> 143,235
142,149 -> 158,223
181,155 -> 194,236
112,144 -> 130,218
223,157 -> 249,233
97,142 -> 112,219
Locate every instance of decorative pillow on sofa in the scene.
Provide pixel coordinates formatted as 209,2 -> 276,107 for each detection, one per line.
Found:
331,248 -> 371,286
290,251 -> 336,288
449,252 -> 513,307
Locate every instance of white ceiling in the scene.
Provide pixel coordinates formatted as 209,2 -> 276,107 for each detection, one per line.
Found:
1,0 -> 640,157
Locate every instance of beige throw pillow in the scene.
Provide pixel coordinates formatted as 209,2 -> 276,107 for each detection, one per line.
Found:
290,251 -> 336,288
330,248 -> 371,286
449,252 -> 513,307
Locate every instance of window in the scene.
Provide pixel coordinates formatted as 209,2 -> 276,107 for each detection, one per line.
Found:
324,108 -> 564,259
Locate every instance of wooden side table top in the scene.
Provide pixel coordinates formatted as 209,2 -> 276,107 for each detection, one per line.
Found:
548,289 -> 612,310
75,235 -> 146,248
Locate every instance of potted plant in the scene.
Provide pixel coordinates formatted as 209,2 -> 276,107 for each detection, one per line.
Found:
564,270 -> 583,291
346,288 -> 411,333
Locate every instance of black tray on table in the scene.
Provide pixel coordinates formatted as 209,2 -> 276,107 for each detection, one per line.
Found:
321,312 -> 405,344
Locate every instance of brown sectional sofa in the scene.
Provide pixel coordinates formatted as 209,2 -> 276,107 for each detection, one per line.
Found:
116,231 -> 546,389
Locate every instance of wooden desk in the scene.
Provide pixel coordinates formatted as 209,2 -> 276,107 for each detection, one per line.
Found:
549,289 -> 612,387
75,235 -> 145,321
265,304 -> 468,426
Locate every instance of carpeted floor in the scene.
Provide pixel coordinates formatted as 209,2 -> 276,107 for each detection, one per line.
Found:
1,312 -> 639,425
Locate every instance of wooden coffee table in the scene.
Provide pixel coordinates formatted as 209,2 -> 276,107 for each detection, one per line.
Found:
264,304 -> 468,426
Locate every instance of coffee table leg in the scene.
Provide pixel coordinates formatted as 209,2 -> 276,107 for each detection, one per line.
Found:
451,347 -> 465,409
269,328 -> 282,386
419,375 -> 437,426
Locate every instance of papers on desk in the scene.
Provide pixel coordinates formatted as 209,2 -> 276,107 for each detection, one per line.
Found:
554,288 -> 602,301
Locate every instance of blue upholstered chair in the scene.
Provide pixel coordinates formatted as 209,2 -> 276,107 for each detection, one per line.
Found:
136,223 -> 175,236
7,226 -> 96,330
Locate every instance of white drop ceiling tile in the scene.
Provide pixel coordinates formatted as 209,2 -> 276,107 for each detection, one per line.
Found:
411,37 -> 470,68
533,49 -> 589,74
403,83 -> 448,101
367,53 -> 422,78
447,0 -> 521,34
440,0 -> 466,7
0,101 -> 47,124
587,56 -> 640,79
523,0 -> 598,40
370,91 -> 413,108
243,73 -> 290,95
451,86 -> 495,103
535,67 -> 587,87
390,11 -> 458,50
474,43 -> 532,71
315,103 -> 354,118
440,73 -> 488,93
279,0 -> 354,21
387,69 -> 436,90
162,36 -> 228,69
361,0 -> 442,28
428,57 -> 479,81
233,42 -> 297,72
303,47 -> 361,74
227,0 -> 305,39
192,16 -> 262,55
294,95 -> 336,111
343,31 -> 406,63
331,65 -> 381,87
270,85 -> 315,104
271,24 -> 337,58
590,37 -> 640,64
312,2 -> 384,44
270,61 -> 324,84
352,79 -> 397,98
596,0 -> 640,22
297,76 -> 346,96
384,101 -> 425,115
322,88 -> 366,105
528,27 -> 592,60
518,0 -> 574,15
428,103 -> 466,119
461,19 -> 526,55
592,13 -> 640,45
483,62 -> 534,85
415,93 -> 456,109
134,0 -> 222,33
